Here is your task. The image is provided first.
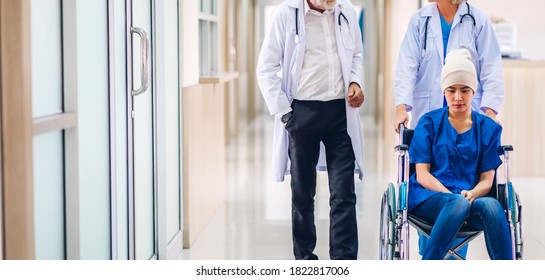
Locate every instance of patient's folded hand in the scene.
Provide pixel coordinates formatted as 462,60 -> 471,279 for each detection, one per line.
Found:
461,190 -> 475,204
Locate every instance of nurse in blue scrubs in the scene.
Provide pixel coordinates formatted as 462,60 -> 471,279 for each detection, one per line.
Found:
407,49 -> 512,260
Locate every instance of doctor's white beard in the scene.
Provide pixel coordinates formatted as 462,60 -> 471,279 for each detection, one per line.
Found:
309,0 -> 337,11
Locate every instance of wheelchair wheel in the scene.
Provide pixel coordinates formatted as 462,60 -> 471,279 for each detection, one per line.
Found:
514,192 -> 524,260
379,183 -> 396,260
507,184 -> 524,260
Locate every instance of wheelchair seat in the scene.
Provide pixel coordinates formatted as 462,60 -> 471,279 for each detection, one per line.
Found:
407,215 -> 482,239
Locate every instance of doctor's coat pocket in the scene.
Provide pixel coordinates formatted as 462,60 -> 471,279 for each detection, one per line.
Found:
285,30 -> 298,46
413,91 -> 430,113
340,26 -> 354,49
422,35 -> 436,62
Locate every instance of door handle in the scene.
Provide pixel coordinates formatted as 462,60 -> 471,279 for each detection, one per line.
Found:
131,27 -> 150,96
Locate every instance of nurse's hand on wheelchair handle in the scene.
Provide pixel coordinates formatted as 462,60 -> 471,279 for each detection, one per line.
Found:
484,108 -> 503,126
395,105 -> 409,134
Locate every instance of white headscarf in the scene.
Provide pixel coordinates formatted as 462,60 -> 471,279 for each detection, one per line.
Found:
440,48 -> 478,93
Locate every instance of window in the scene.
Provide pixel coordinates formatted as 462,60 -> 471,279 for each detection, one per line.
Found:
199,0 -> 218,75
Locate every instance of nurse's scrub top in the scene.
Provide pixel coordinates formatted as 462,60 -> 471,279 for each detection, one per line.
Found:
407,107 -> 503,211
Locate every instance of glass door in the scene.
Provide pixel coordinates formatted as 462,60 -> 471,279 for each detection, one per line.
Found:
128,0 -> 157,260
31,0 -> 66,260
154,0 -> 183,259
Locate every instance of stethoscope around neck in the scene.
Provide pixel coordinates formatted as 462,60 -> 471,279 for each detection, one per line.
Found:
421,1 -> 476,58
293,7 -> 349,43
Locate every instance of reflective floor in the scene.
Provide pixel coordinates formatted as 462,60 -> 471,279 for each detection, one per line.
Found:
179,113 -> 545,260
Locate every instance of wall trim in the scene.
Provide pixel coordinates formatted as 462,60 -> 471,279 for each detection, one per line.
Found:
0,0 -> 35,260
32,112 -> 76,135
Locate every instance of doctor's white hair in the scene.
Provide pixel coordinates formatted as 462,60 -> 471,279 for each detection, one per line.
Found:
451,0 -> 465,4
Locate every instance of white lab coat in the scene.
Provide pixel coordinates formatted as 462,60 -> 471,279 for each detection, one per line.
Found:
256,0 -> 364,182
395,1 -> 504,128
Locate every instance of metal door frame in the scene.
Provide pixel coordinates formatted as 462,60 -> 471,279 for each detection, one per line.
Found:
0,6 -> 4,259
125,0 -> 159,260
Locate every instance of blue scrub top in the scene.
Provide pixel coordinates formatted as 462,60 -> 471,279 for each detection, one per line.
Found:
440,14 -> 452,107
439,14 -> 452,59
408,107 -> 503,210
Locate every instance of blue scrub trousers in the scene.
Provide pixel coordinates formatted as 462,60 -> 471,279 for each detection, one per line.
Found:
418,233 -> 468,260
411,193 -> 512,260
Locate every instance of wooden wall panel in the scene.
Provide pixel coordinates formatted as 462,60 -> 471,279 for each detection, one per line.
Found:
0,0 -> 35,259
499,60 -> 545,177
182,83 -> 227,248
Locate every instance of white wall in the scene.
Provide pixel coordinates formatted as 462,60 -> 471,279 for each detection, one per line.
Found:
218,0 -> 226,72
387,0 -> 419,118
470,0 -> 545,60
390,0 -> 418,80
416,0 -> 545,60
181,0 -> 199,87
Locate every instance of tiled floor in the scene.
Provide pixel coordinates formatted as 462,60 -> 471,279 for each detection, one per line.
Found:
179,113 -> 545,260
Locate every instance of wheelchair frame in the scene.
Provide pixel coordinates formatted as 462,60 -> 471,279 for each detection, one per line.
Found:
379,125 -> 523,260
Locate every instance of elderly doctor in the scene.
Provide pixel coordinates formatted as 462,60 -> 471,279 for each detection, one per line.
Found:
256,0 -> 364,260
394,0 -> 504,133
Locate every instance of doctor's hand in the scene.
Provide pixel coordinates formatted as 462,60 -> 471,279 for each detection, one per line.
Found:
347,82 -> 364,108
394,105 -> 409,134
485,108 -> 503,126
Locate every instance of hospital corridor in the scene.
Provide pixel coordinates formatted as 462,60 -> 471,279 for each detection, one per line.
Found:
1,0 -> 545,268
178,113 -> 545,261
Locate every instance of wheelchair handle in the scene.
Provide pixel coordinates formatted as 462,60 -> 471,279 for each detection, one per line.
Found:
396,144 -> 409,152
398,123 -> 406,145
499,145 -> 514,185
498,145 -> 514,153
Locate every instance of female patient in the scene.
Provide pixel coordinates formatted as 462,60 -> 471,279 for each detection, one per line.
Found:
408,48 -> 512,260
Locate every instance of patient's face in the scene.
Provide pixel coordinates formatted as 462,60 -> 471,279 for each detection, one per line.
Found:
444,84 -> 474,113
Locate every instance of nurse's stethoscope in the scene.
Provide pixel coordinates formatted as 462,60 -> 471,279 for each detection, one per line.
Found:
421,1 -> 476,58
293,7 -> 350,44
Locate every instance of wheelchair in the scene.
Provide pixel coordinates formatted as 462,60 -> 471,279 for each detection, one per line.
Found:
379,124 -> 523,260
